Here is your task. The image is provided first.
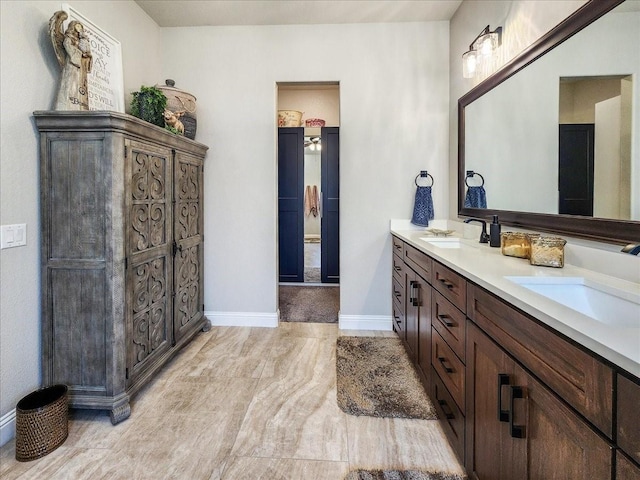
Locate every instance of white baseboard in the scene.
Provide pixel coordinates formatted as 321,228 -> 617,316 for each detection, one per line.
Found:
0,409 -> 16,447
205,311 -> 279,328
338,314 -> 393,331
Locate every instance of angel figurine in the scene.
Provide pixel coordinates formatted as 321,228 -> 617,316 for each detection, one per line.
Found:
49,11 -> 93,110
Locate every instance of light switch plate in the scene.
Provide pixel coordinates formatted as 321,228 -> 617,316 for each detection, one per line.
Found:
1,224 -> 27,249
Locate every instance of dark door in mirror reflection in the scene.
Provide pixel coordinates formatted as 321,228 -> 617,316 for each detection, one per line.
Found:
558,124 -> 594,217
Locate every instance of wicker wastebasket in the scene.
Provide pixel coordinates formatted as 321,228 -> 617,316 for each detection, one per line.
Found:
15,385 -> 68,461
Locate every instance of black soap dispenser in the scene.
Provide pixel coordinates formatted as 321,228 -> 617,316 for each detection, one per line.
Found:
490,215 -> 501,247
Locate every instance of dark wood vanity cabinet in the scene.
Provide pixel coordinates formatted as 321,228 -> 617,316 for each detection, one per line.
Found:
391,235 -> 465,461
36,111 -> 208,424
390,234 -> 640,478
466,320 -> 613,480
391,237 -> 432,386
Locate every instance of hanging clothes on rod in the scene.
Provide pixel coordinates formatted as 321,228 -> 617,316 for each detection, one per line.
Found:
304,185 -> 320,217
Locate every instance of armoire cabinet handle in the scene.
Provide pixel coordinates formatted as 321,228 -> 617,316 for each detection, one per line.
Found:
497,374 -> 510,422
509,385 -> 526,438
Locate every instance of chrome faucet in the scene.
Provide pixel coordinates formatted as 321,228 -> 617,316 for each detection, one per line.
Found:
464,218 -> 490,243
621,244 -> 640,255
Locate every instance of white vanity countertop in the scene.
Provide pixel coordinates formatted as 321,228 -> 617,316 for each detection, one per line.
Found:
391,227 -> 640,378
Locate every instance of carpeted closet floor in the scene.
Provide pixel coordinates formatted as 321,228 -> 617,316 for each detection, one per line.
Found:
279,285 -> 339,323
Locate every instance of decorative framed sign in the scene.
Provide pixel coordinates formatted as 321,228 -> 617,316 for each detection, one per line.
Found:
61,4 -> 125,112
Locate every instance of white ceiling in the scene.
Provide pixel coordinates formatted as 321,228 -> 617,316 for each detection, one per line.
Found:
134,0 -> 463,28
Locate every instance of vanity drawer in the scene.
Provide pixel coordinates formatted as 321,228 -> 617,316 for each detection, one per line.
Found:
392,300 -> 404,335
432,365 -> 465,462
467,283 -> 613,438
432,329 -> 465,413
618,373 -> 640,464
432,261 -> 466,313
404,243 -> 432,284
392,253 -> 405,286
392,276 -> 405,314
617,450 -> 640,480
392,236 -> 404,258
432,290 -> 466,362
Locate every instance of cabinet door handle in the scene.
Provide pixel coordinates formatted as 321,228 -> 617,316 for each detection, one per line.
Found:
509,385 -> 526,439
437,314 -> 454,327
409,280 -> 415,303
438,356 -> 454,373
497,374 -> 510,422
394,264 -> 402,272
438,399 -> 455,420
394,243 -> 402,250
412,281 -> 421,307
439,278 -> 454,289
394,290 -> 402,298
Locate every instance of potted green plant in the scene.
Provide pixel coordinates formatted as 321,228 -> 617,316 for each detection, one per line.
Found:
130,85 -> 167,128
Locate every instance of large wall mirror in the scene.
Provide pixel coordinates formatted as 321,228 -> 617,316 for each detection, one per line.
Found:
458,0 -> 640,244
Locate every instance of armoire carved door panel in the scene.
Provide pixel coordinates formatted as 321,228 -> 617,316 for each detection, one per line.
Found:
173,151 -> 204,344
125,139 -> 173,383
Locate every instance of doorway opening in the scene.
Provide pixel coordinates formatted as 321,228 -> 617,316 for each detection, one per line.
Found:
277,82 -> 340,323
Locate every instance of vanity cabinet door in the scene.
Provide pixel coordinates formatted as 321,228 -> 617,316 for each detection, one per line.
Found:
405,268 -> 426,363
466,321 -> 613,480
617,451 -> 640,480
617,373 -> 640,465
466,320 -> 523,480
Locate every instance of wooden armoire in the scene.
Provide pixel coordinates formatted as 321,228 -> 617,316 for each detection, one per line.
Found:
34,111 -> 208,424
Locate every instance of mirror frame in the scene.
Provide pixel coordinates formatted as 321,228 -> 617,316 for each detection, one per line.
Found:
458,0 -> 640,244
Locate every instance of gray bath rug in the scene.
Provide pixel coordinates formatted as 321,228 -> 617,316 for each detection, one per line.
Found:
279,285 -> 339,323
336,336 -> 437,419
344,470 -> 466,480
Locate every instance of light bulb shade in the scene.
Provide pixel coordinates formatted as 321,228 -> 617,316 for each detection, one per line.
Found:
462,50 -> 478,78
475,32 -> 498,57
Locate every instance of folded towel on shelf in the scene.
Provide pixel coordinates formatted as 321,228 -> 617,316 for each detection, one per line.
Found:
304,185 -> 320,217
411,186 -> 434,227
464,186 -> 487,209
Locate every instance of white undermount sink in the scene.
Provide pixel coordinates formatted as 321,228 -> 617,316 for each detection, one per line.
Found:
505,276 -> 640,328
419,237 -> 465,249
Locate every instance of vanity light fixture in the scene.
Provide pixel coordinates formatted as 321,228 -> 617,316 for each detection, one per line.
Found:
462,25 -> 503,78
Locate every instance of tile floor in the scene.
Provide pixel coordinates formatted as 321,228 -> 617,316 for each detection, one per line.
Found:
0,323 -> 465,479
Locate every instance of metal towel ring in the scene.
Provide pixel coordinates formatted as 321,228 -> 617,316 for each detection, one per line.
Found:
415,171 -> 434,187
465,170 -> 485,187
